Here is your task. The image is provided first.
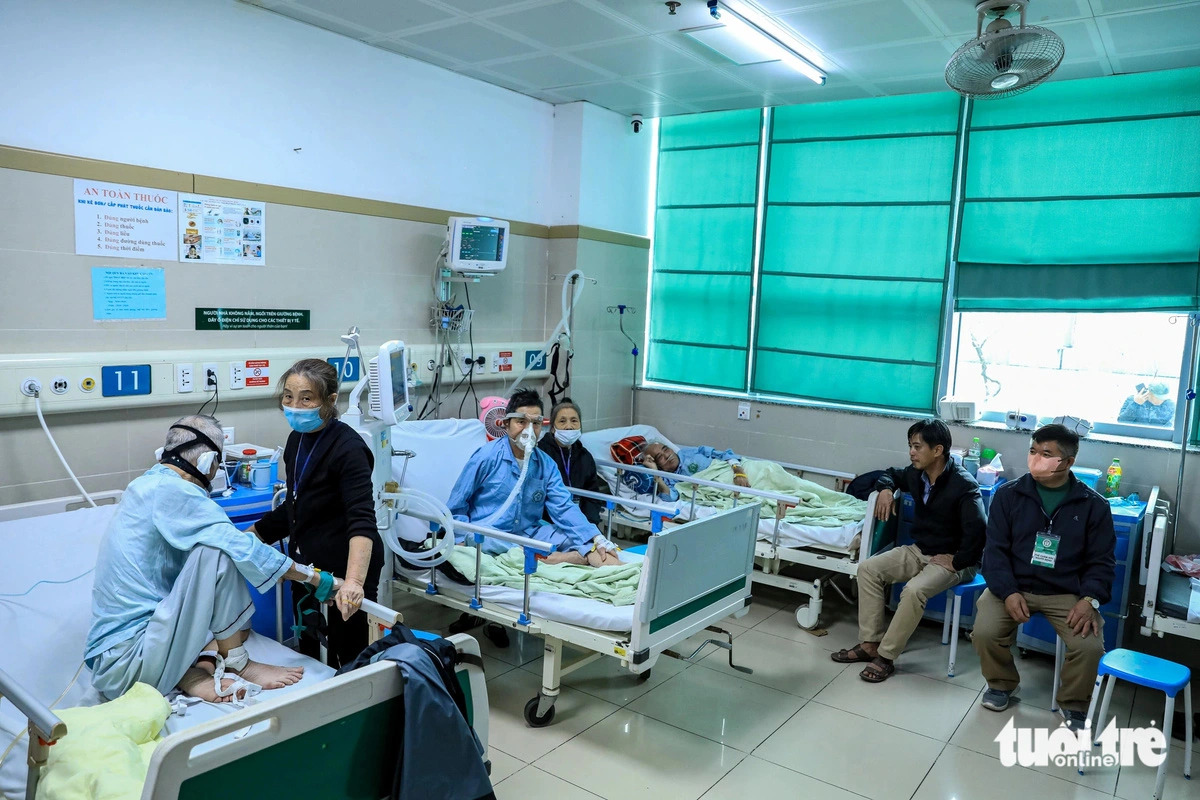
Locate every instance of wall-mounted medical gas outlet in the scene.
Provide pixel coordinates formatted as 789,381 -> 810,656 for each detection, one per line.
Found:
737,402 -> 751,421
222,427 -> 235,446
175,363 -> 194,394
0,343 -> 549,418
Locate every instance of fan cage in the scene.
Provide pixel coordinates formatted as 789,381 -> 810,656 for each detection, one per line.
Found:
945,26 -> 1065,100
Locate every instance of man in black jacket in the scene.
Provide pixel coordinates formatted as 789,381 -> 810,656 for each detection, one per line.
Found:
832,419 -> 986,682
973,424 -> 1115,728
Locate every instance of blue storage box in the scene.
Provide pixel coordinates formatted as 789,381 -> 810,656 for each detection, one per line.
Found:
1071,466 -> 1103,491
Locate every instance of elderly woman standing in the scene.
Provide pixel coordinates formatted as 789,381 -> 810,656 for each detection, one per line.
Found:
251,359 -> 381,668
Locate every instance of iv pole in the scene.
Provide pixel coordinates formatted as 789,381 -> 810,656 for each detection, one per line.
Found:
1172,311 -> 1199,539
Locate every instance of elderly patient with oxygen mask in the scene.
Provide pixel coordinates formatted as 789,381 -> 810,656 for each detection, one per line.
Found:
85,415 -> 346,705
446,390 -> 619,567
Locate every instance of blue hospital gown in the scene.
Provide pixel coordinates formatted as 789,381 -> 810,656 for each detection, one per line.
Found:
446,437 -> 599,556
622,446 -> 742,502
85,465 -> 289,662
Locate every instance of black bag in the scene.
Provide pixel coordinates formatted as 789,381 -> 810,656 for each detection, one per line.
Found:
338,623 -> 481,724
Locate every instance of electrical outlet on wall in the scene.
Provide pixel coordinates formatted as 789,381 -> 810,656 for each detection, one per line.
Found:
737,402 -> 751,421
175,363 -> 194,393
202,363 -> 219,391
229,362 -> 246,389
222,427 -> 235,446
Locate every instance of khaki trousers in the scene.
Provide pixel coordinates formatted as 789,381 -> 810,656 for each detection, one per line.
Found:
972,588 -> 1105,713
857,544 -> 974,660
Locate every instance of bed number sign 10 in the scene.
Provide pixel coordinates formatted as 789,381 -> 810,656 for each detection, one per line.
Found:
101,365 -> 152,397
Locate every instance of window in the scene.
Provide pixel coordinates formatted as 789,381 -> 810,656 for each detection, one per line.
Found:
949,311 -> 1187,439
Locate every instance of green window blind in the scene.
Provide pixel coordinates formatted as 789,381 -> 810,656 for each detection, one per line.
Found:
647,109 -> 762,391
753,93 -> 961,412
957,67 -> 1200,311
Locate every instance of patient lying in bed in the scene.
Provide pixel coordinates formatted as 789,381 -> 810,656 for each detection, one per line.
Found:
621,440 -> 751,501
447,390 -> 619,567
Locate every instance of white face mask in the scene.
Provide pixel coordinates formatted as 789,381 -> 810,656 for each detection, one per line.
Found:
554,428 -> 581,447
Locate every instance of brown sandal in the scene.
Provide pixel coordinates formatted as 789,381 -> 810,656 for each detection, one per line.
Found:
859,657 -> 896,683
831,644 -> 875,664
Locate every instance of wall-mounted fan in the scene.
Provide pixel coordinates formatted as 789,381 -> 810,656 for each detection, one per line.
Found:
945,0 -> 1064,100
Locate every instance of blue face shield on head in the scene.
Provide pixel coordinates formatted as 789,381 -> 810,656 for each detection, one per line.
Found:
283,405 -> 324,433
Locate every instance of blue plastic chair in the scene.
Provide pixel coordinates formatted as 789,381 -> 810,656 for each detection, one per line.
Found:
1084,648 -> 1192,799
943,573 -> 988,677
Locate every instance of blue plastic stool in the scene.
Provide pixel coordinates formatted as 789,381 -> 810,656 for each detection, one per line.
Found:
1084,649 -> 1192,799
942,573 -> 988,677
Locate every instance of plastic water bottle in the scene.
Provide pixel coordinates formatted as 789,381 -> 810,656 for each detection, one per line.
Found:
1105,458 -> 1122,498
963,437 -> 982,477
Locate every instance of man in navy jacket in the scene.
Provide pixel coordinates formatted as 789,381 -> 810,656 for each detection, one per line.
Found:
973,424 -> 1115,728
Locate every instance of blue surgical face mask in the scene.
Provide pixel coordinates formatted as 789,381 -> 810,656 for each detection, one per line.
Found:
554,428 -> 581,447
283,405 -> 324,433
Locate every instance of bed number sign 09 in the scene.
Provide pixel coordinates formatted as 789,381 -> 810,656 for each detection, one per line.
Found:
101,365 -> 152,397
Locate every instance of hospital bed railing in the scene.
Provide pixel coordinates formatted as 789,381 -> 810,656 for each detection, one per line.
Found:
0,666 -> 65,800
595,459 -> 802,549
1139,488 -> 1200,642
566,486 -> 679,536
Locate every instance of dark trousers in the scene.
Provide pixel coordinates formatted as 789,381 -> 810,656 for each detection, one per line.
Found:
291,580 -> 377,669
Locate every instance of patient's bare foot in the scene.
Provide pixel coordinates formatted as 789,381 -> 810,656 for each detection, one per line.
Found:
178,666 -> 246,703
232,660 -> 304,689
544,550 -> 587,566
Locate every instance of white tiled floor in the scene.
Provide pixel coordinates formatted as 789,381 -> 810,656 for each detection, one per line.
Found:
400,589 -> 1197,800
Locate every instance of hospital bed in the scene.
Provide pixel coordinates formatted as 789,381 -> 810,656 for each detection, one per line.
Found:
388,419 -> 761,726
0,492 -> 489,800
579,425 -> 885,630
1139,489 -> 1200,642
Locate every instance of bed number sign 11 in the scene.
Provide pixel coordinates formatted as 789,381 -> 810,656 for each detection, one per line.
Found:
101,365 -> 152,397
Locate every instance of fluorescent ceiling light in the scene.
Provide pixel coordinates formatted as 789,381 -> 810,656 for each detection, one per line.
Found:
697,0 -> 826,86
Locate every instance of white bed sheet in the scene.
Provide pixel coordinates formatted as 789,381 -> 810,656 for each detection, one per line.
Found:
0,503 -> 334,800
581,425 -> 862,551
394,552 -> 642,633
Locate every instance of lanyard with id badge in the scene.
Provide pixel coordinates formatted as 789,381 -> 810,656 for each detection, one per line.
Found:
1031,528 -> 1061,568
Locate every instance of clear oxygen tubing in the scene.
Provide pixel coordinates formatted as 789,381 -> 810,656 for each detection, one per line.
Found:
34,391 -> 96,507
477,426 -> 536,529
382,485 -> 459,568
506,269 -> 588,395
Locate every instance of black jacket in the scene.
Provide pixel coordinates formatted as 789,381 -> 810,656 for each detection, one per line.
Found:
875,461 -> 987,571
537,433 -> 608,525
255,418 -> 383,597
981,472 -> 1116,603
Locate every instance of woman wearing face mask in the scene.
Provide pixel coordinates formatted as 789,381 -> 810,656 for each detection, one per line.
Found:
249,359 -> 381,668
536,398 -> 608,525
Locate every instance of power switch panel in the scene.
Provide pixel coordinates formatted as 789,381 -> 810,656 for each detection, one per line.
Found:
228,362 -> 246,389
175,363 -> 194,393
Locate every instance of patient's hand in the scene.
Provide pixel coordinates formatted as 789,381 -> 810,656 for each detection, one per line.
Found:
732,474 -> 750,488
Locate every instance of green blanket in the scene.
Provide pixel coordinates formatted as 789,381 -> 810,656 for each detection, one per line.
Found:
677,459 -> 867,527
37,682 -> 169,800
447,545 -> 642,606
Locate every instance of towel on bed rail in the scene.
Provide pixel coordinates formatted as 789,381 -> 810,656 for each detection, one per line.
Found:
446,546 -> 642,606
678,459 -> 867,527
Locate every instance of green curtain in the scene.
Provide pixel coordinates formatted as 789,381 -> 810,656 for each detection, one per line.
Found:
647,109 -> 762,391
752,93 -> 961,412
957,67 -> 1200,311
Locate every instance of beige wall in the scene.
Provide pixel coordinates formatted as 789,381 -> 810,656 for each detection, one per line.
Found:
635,388 -> 1200,552
0,165 -> 648,504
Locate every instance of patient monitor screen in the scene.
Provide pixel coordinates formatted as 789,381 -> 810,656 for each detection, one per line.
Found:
457,224 -> 504,263
390,347 -> 407,410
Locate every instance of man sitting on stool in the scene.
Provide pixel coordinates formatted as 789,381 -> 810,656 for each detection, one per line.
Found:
832,419 -> 986,682
973,423 -> 1115,728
